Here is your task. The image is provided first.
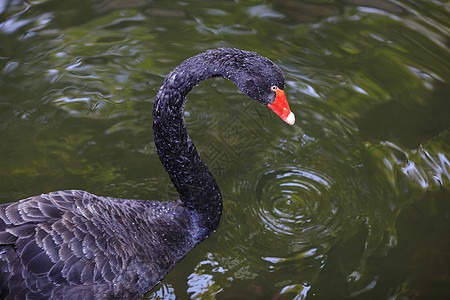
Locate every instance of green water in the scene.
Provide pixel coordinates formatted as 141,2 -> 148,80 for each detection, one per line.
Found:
1,0 -> 449,299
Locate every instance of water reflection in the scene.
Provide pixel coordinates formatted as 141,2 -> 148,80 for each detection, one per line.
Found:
1,0 -> 449,299
367,139 -> 450,191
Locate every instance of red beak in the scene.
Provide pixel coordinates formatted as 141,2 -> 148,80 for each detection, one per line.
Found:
267,89 -> 295,125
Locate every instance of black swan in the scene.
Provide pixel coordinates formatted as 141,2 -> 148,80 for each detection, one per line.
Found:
0,48 -> 294,299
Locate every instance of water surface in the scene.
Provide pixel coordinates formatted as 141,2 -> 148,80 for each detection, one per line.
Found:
1,0 -> 449,299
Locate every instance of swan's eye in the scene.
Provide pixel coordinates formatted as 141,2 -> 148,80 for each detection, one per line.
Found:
271,86 -> 278,91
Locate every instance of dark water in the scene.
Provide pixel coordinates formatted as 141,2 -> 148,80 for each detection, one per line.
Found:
1,0 -> 449,299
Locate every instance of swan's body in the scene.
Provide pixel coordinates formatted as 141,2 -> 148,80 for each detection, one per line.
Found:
0,190 -> 201,299
0,48 -> 294,299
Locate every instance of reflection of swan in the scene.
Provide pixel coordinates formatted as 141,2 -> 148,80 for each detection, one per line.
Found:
0,48 -> 294,299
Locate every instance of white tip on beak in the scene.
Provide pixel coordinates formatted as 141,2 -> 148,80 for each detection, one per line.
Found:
286,111 -> 295,125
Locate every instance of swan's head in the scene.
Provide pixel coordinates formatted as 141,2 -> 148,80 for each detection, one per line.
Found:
226,50 -> 295,125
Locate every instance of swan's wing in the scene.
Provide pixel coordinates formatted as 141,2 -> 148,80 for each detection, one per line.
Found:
0,190 -> 201,299
0,190 -> 122,299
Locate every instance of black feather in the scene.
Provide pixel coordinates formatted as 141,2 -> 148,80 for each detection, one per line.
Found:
0,232 -> 16,244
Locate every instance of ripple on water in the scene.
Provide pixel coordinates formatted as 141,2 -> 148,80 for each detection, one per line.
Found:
252,166 -> 334,238
229,157 -> 359,265
222,161 -> 350,292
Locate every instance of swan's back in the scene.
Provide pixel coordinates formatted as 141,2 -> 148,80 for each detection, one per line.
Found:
0,190 -> 203,299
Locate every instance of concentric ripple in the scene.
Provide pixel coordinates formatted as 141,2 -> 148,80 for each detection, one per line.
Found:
248,165 -> 336,239
232,166 -> 342,247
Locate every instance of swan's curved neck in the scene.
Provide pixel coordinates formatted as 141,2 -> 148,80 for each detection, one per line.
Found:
152,52 -> 228,234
